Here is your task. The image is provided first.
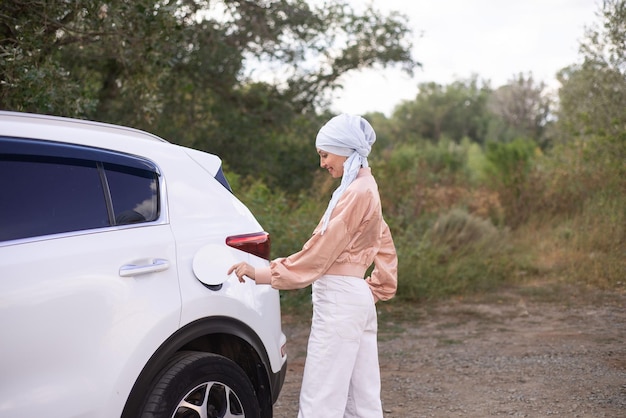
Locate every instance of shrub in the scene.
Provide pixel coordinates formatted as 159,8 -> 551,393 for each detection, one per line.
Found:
483,138 -> 538,227
501,131 -> 625,290
428,208 -> 499,251
569,191 -> 626,287
396,209 -> 531,301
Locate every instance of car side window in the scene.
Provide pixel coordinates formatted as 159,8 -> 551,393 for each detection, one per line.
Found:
0,138 -> 161,242
105,163 -> 159,225
0,156 -> 109,241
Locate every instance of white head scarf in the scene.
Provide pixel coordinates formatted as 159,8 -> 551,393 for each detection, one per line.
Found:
315,113 -> 376,234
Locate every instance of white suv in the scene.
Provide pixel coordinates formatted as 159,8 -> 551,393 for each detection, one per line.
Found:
0,111 -> 287,418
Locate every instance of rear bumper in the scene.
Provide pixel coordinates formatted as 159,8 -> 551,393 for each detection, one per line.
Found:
270,358 -> 288,404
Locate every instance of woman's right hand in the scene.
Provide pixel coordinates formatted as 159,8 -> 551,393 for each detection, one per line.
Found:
227,262 -> 256,283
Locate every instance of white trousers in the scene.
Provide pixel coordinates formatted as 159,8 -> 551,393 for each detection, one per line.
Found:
298,274 -> 383,418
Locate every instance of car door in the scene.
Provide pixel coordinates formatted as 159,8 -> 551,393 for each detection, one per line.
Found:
0,139 -> 180,417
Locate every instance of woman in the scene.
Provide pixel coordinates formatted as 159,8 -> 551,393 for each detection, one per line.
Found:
228,113 -> 398,418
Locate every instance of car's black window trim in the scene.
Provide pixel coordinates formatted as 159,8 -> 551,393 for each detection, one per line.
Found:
0,136 -> 160,174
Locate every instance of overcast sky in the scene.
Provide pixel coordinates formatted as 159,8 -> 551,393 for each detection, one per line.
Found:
330,0 -> 599,116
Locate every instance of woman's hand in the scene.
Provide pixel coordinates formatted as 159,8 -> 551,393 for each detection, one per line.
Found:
228,262 -> 255,283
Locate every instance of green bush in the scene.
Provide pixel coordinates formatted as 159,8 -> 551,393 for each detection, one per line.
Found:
566,191 -> 625,287
466,140 -> 488,184
483,138 -> 538,227
428,208 -> 499,250
396,209 -> 530,301
507,131 -> 625,290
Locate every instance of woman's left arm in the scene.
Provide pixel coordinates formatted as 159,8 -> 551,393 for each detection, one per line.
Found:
366,220 -> 398,302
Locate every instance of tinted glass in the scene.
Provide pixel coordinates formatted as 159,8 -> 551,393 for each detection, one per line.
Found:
0,156 -> 109,241
105,163 -> 159,225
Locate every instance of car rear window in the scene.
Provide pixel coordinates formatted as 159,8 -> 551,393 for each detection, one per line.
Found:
105,163 -> 159,225
0,137 -> 160,242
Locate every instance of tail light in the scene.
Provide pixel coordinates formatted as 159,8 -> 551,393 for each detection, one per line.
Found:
226,232 -> 271,260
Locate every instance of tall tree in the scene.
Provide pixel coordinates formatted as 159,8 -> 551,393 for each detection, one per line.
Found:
0,0 -> 418,119
486,72 -> 552,146
551,0 -> 625,186
0,0 -> 183,121
390,76 -> 491,144
0,0 -> 418,191
488,73 -> 554,146
555,0 -> 626,141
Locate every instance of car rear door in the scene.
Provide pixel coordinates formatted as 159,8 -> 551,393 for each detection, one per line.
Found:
0,138 -> 180,417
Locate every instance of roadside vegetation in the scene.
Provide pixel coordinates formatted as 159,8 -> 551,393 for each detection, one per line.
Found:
2,0 -> 623,304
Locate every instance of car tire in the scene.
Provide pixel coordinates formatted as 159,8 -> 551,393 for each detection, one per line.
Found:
140,351 -> 261,418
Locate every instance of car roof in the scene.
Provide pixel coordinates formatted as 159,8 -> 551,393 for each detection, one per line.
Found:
0,111 -> 168,146
0,110 -> 229,186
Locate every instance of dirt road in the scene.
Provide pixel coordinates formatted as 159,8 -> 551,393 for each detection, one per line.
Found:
272,285 -> 626,417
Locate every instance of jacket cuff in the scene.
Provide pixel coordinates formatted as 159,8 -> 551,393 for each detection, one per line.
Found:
254,266 -> 272,285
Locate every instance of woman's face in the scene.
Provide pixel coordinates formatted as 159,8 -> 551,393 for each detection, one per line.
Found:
317,149 -> 347,178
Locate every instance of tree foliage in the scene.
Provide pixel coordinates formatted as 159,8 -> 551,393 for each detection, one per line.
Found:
552,0 -> 625,202
486,73 -> 552,146
388,73 -> 553,148
555,0 -> 626,141
0,0 -> 418,191
390,76 -> 492,144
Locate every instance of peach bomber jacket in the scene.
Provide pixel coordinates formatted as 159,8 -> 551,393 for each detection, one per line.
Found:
254,167 -> 398,302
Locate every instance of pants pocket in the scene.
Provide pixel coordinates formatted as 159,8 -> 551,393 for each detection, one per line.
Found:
331,291 -> 370,341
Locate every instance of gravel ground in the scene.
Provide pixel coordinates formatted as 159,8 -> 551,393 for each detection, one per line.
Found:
272,286 -> 626,417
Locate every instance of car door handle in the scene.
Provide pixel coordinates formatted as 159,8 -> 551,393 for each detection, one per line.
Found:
119,258 -> 170,277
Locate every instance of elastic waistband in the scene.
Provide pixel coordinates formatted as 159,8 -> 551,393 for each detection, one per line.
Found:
314,274 -> 371,298
325,263 -> 367,278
